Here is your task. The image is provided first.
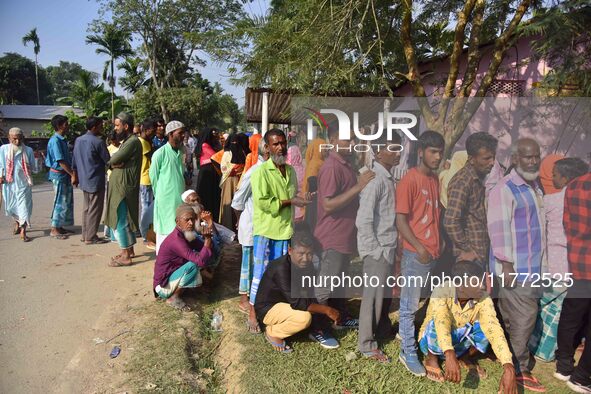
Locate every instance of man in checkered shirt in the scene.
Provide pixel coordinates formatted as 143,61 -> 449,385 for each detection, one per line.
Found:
555,171 -> 591,393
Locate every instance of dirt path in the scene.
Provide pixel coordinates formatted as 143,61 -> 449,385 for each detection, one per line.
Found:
0,182 -> 154,393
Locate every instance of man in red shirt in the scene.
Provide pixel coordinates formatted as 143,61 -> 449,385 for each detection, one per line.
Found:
313,127 -> 375,348
555,171 -> 591,393
396,130 -> 444,377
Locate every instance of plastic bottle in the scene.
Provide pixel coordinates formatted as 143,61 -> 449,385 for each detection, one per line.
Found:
211,309 -> 223,332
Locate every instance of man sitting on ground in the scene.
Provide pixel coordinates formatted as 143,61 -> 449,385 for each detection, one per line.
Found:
153,204 -> 213,311
254,228 -> 341,354
418,261 -> 517,393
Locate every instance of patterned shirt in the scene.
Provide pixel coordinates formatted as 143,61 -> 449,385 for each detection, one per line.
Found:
487,169 -> 545,282
420,285 -> 513,365
564,173 -> 591,280
356,162 -> 397,262
443,163 -> 488,263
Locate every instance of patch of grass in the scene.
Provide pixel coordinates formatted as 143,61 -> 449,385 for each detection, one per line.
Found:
237,311 -> 568,394
125,301 -> 225,394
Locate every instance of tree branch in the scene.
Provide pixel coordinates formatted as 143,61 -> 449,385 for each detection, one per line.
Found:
475,0 -> 532,97
400,0 -> 435,127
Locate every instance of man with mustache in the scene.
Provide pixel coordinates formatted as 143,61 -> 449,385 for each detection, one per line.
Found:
444,132 -> 499,269
487,138 -> 545,392
153,204 -> 213,311
249,129 -> 310,322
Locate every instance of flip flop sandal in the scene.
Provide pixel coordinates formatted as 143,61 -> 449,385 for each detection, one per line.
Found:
85,237 -> 109,245
264,332 -> 293,354
516,375 -> 546,392
237,303 -> 249,315
424,365 -> 445,383
51,234 -> 69,240
361,349 -> 391,363
459,359 -> 488,379
246,320 -> 261,334
108,257 -> 133,267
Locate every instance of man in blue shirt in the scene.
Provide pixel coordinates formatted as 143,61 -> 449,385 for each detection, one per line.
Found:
152,117 -> 167,150
45,115 -> 75,239
72,116 -> 111,244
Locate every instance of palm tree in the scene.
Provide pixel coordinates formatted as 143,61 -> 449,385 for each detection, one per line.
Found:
118,57 -> 148,94
22,28 -> 41,105
86,23 -> 133,120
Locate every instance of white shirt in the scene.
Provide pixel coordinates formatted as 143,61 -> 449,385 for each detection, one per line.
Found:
231,157 -> 264,246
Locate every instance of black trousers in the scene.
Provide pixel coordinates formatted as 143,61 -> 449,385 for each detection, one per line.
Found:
556,279 -> 591,384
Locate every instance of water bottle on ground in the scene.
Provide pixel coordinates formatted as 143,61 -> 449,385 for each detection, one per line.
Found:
211,309 -> 223,332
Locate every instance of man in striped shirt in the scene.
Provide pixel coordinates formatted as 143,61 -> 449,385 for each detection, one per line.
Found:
487,138 -> 545,392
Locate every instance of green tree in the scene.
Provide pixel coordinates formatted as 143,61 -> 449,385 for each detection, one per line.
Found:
22,27 -> 41,105
0,53 -> 52,104
46,61 -> 88,103
118,56 -> 148,94
523,0 -> 591,95
57,70 -> 119,117
95,0 -> 246,121
86,22 -> 133,120
234,0 -> 539,157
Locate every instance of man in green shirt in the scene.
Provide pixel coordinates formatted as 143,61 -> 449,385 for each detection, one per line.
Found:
249,129 -> 310,320
149,120 -> 186,254
106,112 -> 143,267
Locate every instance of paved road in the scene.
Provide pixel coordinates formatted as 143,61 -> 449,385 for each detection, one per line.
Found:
0,181 -> 153,393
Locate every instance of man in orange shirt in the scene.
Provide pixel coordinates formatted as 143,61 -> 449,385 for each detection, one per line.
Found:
396,130 -> 444,376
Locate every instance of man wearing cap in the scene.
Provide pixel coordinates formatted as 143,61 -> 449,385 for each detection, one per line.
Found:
149,120 -> 186,254
0,127 -> 35,242
105,112 -> 143,266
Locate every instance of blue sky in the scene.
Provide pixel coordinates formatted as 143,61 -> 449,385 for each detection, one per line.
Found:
0,0 -> 270,107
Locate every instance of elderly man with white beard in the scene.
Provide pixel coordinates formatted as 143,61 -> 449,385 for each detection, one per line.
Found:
487,138 -> 546,393
0,128 -> 36,242
152,204 -> 214,311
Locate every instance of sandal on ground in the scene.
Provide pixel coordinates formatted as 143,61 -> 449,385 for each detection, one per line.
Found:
167,298 -> 192,312
237,303 -> 249,315
21,234 -> 31,242
246,319 -> 261,334
361,349 -> 391,363
516,374 -> 546,392
264,332 -> 293,354
85,237 -> 109,245
459,359 -> 487,379
425,365 -> 445,383
108,256 -> 133,267
50,233 -> 69,240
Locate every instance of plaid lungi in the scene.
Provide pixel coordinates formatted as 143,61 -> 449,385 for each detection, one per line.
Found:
249,235 -> 289,304
50,178 -> 74,227
419,319 -> 489,358
239,246 -> 254,295
155,262 -> 201,299
528,286 -> 567,362
110,200 -> 136,249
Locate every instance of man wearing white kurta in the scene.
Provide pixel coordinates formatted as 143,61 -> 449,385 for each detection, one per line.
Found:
0,127 -> 35,242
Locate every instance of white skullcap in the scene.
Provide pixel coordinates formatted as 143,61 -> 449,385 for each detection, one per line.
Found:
9,127 -> 23,135
165,120 -> 184,136
181,189 -> 197,202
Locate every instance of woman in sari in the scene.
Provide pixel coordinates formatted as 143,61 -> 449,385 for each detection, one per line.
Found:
218,133 -> 250,229
195,128 -> 222,221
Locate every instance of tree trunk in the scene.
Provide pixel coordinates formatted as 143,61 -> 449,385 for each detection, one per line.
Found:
111,58 -> 115,121
34,55 -> 40,105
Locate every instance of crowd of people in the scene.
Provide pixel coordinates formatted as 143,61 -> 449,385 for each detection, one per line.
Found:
1,112 -> 590,394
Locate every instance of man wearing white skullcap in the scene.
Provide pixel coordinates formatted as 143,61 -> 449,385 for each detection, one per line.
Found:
0,127 -> 35,242
149,120 -> 187,253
